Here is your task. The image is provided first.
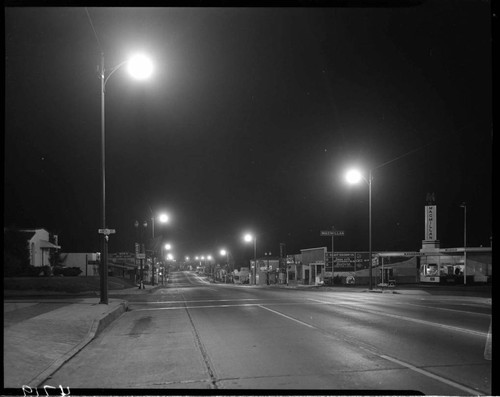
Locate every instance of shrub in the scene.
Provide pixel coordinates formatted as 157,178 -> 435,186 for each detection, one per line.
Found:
40,265 -> 52,277
18,265 -> 44,277
53,266 -> 82,277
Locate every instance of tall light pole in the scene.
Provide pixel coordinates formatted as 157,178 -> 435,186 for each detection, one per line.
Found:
151,212 -> 169,239
460,202 -> 467,285
150,212 -> 169,286
220,249 -> 228,283
244,233 -> 257,285
345,168 -> 373,290
98,53 -> 153,304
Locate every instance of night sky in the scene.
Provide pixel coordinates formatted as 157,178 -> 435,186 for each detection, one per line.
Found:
4,3 -> 493,265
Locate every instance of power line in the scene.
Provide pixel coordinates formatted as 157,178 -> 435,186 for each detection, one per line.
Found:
85,7 -> 103,54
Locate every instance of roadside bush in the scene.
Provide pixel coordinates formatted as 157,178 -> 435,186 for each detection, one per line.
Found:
39,265 -> 52,277
18,265 -> 43,277
53,266 -> 83,277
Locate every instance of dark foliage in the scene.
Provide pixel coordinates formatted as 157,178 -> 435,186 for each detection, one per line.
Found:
3,230 -> 30,277
53,266 -> 83,277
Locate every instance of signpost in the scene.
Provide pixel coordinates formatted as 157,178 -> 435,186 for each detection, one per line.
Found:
321,227 -> 344,285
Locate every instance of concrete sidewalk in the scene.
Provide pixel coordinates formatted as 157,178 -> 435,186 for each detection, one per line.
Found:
3,298 -> 128,389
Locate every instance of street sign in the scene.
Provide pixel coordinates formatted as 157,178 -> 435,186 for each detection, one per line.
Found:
320,230 -> 345,236
136,253 -> 146,259
98,228 -> 116,235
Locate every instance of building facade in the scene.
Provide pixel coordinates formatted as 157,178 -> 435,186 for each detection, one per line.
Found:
20,228 -> 61,268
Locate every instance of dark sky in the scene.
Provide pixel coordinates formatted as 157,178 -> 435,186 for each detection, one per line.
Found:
4,3 -> 493,265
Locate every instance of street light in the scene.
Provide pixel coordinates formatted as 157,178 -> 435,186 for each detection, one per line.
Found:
244,233 -> 257,285
345,168 -> 373,290
150,212 -> 169,239
98,52 -> 153,304
460,202 -> 467,285
220,249 -> 228,283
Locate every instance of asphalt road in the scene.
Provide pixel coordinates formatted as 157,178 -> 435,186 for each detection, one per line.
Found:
47,271 -> 492,394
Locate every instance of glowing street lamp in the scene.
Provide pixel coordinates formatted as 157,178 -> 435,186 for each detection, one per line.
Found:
345,168 -> 373,290
127,54 -> 154,80
220,249 -> 230,283
244,233 -> 257,285
98,52 -> 154,304
151,212 -> 169,239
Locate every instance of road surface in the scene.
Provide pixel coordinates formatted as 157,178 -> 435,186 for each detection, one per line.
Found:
48,271 -> 492,393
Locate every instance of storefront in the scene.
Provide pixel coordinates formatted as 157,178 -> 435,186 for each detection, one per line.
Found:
419,247 -> 491,284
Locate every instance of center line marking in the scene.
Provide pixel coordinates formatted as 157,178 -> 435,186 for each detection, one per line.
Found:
258,305 -> 316,329
379,354 -> 485,396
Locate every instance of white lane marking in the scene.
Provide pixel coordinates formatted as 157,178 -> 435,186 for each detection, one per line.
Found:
133,298 -> 276,304
307,298 -> 488,338
379,354 -> 485,396
133,303 -> 264,311
484,319 -> 492,360
257,305 -> 316,329
393,302 -> 491,317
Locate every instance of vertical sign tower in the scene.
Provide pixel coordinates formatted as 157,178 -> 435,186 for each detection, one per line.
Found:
422,192 -> 440,250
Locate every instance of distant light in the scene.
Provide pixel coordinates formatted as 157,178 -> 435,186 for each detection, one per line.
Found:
346,169 -> 363,184
127,54 -> 153,80
220,249 -> 227,256
159,213 -> 169,223
207,255 -> 212,260
185,256 -> 190,261
165,243 -> 172,250
167,253 -> 173,260
244,233 -> 253,242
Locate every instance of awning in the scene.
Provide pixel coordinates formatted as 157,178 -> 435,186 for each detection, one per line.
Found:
39,240 -> 61,249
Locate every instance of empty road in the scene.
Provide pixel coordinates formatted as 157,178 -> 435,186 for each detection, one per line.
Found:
48,271 -> 491,394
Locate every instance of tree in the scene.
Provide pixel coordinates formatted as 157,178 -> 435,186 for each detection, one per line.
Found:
4,230 -> 30,276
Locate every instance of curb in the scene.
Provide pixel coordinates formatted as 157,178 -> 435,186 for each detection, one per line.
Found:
28,300 -> 128,387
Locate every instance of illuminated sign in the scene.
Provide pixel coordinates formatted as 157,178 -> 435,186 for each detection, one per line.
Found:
425,205 -> 437,241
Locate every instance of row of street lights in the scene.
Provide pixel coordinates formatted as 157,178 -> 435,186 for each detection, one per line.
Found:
94,47 -> 470,301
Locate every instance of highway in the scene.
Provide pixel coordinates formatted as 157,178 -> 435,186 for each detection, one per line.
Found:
48,271 -> 492,393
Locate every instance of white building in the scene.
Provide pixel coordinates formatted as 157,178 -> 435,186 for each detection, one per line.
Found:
20,228 -> 61,267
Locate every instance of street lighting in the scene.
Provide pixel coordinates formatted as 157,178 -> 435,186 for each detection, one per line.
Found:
220,249 -> 230,283
150,212 -> 169,239
345,168 -> 373,290
150,212 -> 169,286
98,52 -> 153,305
244,233 -> 257,285
460,202 -> 467,285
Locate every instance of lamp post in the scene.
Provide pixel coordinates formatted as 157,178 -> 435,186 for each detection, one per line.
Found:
150,212 -> 169,286
220,249 -> 229,283
460,202 -> 467,285
134,220 -> 148,289
265,252 -> 272,285
345,169 -> 373,290
244,233 -> 257,285
98,53 -> 153,304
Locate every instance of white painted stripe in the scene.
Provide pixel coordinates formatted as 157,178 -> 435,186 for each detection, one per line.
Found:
395,302 -> 491,317
380,354 -> 485,396
307,298 -> 488,338
134,298 -> 270,304
257,305 -> 316,329
133,303 -> 264,311
484,319 -> 492,360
